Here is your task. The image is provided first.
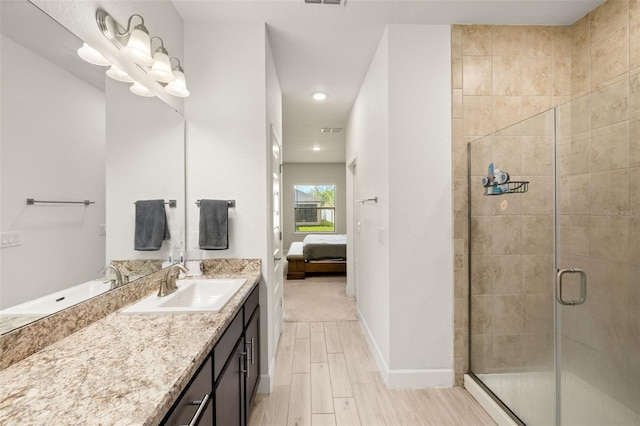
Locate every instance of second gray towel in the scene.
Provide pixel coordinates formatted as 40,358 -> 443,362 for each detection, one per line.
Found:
199,199 -> 229,250
134,199 -> 170,251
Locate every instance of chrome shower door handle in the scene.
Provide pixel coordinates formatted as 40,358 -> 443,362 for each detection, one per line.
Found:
556,268 -> 587,306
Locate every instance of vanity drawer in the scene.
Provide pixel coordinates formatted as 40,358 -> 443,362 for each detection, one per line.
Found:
163,356 -> 212,426
243,287 -> 259,326
213,309 -> 243,381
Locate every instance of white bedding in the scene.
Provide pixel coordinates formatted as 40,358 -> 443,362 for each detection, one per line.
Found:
302,234 -> 347,245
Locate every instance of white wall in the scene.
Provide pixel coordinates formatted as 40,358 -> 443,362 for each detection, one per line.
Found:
105,79 -> 185,263
184,21 -> 281,392
282,163 -> 347,249
346,29 -> 391,367
346,25 -> 453,388
0,35 -> 105,308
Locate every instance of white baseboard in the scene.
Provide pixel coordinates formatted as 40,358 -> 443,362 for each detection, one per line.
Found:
256,357 -> 276,394
464,374 -> 518,426
357,310 -> 454,389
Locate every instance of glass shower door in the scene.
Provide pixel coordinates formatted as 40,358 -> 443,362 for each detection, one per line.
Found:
555,81 -> 640,426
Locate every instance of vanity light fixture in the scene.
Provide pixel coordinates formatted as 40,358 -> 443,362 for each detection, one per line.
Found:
313,146 -> 321,151
77,43 -> 111,66
164,58 -> 190,98
91,9 -> 189,97
118,15 -> 154,66
106,64 -> 135,83
148,38 -> 175,83
130,81 -> 156,97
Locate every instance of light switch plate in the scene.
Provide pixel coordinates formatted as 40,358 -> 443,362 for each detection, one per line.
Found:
1,231 -> 22,248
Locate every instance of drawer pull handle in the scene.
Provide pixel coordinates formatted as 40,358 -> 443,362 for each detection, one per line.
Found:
179,393 -> 209,426
246,338 -> 255,365
241,351 -> 249,378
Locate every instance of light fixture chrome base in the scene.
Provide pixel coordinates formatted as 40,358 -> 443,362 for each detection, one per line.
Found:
96,9 -> 128,50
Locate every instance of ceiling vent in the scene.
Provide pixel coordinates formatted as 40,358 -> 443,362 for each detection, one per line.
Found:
305,0 -> 345,5
321,128 -> 342,133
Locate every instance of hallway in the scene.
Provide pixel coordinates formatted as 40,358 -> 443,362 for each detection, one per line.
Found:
248,318 -> 495,425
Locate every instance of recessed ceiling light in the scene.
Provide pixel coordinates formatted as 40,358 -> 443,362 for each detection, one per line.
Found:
313,146 -> 321,151
313,92 -> 327,101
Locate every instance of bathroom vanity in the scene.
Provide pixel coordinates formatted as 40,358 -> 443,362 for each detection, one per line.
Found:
0,265 -> 261,425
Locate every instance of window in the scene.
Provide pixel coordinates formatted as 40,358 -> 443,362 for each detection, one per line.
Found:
294,185 -> 336,232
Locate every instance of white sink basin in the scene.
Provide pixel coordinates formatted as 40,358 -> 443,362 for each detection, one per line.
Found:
121,278 -> 246,314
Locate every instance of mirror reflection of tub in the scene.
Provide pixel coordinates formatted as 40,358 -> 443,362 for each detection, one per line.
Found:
0,280 -> 112,333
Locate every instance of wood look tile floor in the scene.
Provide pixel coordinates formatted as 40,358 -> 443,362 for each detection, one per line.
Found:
248,320 -> 496,426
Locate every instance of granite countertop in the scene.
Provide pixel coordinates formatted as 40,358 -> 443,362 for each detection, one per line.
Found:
0,271 -> 260,425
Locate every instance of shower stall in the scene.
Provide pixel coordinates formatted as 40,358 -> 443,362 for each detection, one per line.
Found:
468,73 -> 640,425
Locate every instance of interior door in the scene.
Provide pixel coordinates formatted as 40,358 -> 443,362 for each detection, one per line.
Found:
555,93 -> 640,425
271,126 -> 284,341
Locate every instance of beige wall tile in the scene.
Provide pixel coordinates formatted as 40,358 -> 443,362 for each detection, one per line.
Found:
463,96 -> 493,136
493,56 -> 522,96
522,334 -> 553,369
452,118 -> 464,149
631,118 -> 640,166
522,214 -> 554,255
630,167 -> 640,210
492,135 -> 523,176
521,176 -> 554,215
572,14 -> 591,50
590,0 -> 629,43
463,25 -> 492,56
552,26 -> 572,57
492,215 -> 522,255
452,57 -> 463,89
492,335 -> 522,368
571,46 -> 591,97
492,255 -> 522,294
559,215 -> 591,257
522,255 -> 554,294
523,27 -> 552,56
452,25 -> 463,58
470,255 -> 493,295
570,93 -> 592,135
591,169 -> 630,215
591,26 -> 629,89
521,136 -> 553,176
453,178 -> 469,211
566,174 -> 592,214
569,134 -> 592,175
522,96 -> 552,119
452,88 -> 463,119
630,1 -> 640,69
452,148 -> 469,180
552,56 -> 572,96
492,26 -> 522,56
591,121 -> 630,172
629,72 -> 640,118
471,295 -> 492,334
590,258 -> 630,306
591,78 -> 629,130
470,216 -> 492,254
522,293 -> 553,334
492,295 -> 522,335
523,56 -> 552,96
493,96 -> 522,131
630,215 -> 640,261
470,334 -> 492,372
463,56 -> 492,95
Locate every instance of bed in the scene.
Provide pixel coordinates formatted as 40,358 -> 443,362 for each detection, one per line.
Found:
286,234 -> 347,280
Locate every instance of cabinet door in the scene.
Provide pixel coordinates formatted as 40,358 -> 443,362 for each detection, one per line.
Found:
245,308 -> 260,409
215,338 -> 246,426
163,357 -> 213,426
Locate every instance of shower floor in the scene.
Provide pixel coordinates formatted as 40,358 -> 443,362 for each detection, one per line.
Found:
476,371 -> 640,425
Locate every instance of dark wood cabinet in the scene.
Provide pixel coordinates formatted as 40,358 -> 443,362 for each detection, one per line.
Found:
163,286 -> 260,426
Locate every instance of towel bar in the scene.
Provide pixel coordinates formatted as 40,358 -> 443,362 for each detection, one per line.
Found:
196,200 -> 235,208
133,200 -> 177,208
26,198 -> 95,206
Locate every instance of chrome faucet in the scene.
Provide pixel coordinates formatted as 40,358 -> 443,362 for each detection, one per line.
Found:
159,264 -> 188,297
104,264 -> 123,289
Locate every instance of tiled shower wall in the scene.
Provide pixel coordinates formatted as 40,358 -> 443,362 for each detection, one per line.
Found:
452,0 -> 640,385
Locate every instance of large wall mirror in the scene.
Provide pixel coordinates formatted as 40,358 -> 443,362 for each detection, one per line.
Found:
0,1 -> 185,334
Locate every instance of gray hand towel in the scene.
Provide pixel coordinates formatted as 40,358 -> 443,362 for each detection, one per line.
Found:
199,199 -> 229,250
134,199 -> 170,251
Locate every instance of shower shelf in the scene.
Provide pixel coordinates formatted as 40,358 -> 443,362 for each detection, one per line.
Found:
483,181 -> 529,196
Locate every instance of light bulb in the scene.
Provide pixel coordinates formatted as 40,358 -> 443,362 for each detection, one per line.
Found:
164,69 -> 190,97
77,43 -> 110,66
120,25 -> 153,66
313,92 -> 327,101
148,48 -> 175,83
106,65 -> 135,83
130,81 -> 155,97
